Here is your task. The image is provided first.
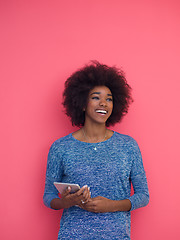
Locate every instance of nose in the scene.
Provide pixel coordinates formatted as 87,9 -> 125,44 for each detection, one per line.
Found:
99,99 -> 107,107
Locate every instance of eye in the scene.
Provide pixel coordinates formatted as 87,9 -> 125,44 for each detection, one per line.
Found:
92,96 -> 99,100
107,98 -> 113,102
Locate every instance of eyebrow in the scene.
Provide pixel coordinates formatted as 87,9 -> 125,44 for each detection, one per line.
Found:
90,92 -> 112,96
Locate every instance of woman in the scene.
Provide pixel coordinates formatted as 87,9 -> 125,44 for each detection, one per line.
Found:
43,61 -> 149,239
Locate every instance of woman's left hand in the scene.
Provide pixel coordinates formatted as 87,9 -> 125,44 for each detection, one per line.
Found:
79,196 -> 114,213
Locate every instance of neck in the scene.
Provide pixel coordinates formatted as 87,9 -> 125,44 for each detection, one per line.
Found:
82,122 -> 107,143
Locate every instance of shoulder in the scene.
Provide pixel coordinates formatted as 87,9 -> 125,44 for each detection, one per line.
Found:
112,132 -> 142,162
48,133 -> 73,153
113,131 -> 140,150
113,131 -> 137,143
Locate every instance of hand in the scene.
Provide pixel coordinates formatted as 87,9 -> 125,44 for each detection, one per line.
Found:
61,185 -> 91,208
79,196 -> 113,213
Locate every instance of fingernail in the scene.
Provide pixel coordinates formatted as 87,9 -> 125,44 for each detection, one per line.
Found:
88,187 -> 90,191
68,186 -> 71,190
83,185 -> 88,188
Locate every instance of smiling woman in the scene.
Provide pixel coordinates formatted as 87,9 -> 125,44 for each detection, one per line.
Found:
43,61 -> 149,239
62,61 -> 133,127
84,86 -> 113,127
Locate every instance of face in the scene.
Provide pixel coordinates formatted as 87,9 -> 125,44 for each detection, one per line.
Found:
84,86 -> 113,125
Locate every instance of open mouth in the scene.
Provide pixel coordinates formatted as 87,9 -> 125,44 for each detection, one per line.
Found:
95,109 -> 107,115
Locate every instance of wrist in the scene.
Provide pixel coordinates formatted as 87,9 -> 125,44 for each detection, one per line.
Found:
115,199 -> 132,212
50,197 -> 73,210
109,200 -> 119,212
107,199 -> 131,212
61,197 -> 73,209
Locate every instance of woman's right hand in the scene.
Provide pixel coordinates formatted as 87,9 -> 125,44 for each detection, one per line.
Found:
60,185 -> 91,208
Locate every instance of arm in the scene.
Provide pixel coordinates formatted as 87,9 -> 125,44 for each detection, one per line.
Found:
43,142 -> 63,209
127,139 -> 149,211
43,141 -> 91,210
79,197 -> 131,213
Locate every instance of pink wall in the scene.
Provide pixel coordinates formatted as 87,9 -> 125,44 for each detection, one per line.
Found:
0,0 -> 180,239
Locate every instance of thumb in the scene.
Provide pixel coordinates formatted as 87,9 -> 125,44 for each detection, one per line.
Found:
61,186 -> 71,198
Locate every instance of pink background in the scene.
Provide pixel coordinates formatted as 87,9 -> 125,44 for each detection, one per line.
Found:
0,0 -> 180,239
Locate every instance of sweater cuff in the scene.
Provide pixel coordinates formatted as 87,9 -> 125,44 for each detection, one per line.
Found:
127,197 -> 134,211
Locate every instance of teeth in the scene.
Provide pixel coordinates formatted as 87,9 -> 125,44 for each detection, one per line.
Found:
96,110 -> 107,114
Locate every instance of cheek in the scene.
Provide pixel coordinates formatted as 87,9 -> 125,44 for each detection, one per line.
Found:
86,100 -> 95,109
85,102 -> 94,113
109,103 -> 113,113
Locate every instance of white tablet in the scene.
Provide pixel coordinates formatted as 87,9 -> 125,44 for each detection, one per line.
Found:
54,182 -> 80,194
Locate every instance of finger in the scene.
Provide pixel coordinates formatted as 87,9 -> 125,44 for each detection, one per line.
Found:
83,187 -> 89,198
77,192 -> 90,205
88,188 -> 91,199
84,201 -> 94,207
79,186 -> 89,202
76,185 -> 88,196
77,203 -> 86,209
72,192 -> 87,205
79,198 -> 91,207
82,187 -> 90,199
79,201 -> 94,211
61,186 -> 71,198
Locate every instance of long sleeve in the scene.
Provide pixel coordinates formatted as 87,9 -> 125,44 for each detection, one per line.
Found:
43,141 -> 63,209
127,139 -> 149,211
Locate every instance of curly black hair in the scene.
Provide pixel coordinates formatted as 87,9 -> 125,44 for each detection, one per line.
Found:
62,61 -> 133,127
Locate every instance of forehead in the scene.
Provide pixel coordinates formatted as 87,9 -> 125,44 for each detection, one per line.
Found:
89,86 -> 112,95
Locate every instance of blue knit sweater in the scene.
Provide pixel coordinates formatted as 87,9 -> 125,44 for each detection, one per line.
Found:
43,131 -> 149,239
